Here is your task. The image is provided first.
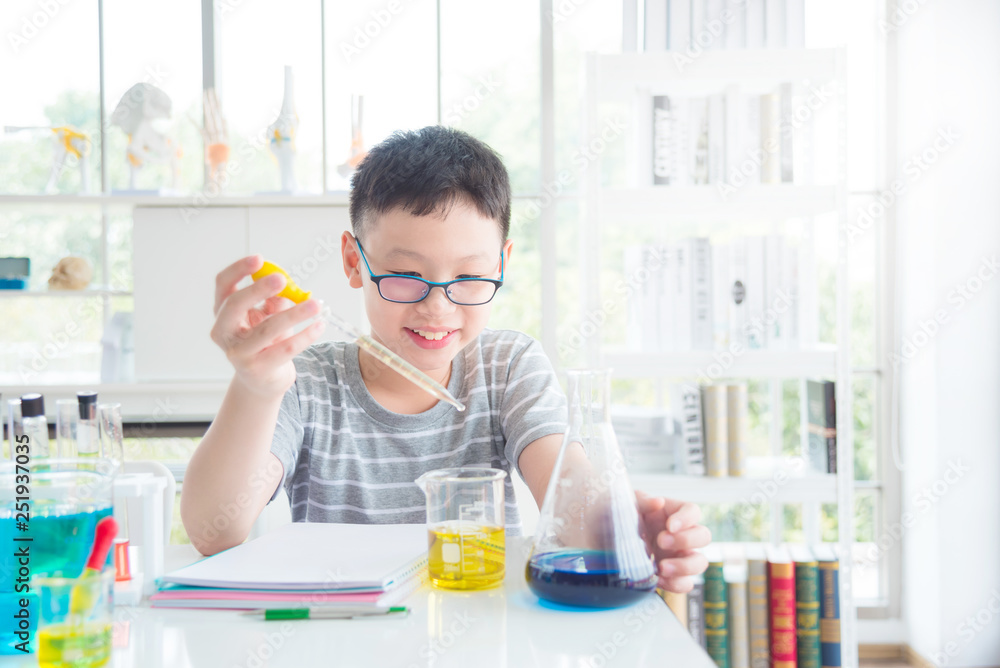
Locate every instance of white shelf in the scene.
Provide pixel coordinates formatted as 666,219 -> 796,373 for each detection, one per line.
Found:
0,382 -> 228,422
600,184 -> 838,220
603,345 -> 838,379
0,288 -> 131,298
0,193 -> 351,208
630,472 -> 838,505
595,48 -> 839,96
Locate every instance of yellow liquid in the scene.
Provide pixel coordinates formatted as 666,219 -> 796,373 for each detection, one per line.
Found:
428,523 -> 505,590
37,622 -> 111,668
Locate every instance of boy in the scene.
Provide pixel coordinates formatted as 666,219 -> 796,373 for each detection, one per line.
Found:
181,126 -> 709,593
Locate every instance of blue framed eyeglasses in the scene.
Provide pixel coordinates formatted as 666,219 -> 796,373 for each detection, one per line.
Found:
355,241 -> 504,306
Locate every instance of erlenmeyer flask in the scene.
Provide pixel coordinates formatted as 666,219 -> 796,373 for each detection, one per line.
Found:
526,368 -> 658,608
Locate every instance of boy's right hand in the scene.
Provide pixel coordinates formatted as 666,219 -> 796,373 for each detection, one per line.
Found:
211,255 -> 325,398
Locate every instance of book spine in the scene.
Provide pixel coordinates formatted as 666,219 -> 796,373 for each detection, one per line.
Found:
675,240 -> 693,351
759,92 -> 782,184
691,0 -> 708,52
706,0 -> 726,49
764,0 -> 786,48
623,0 -> 639,51
632,88 -> 654,187
711,242 -> 731,349
728,239 -> 748,349
743,93 -> 761,186
785,239 -> 800,349
729,578 -> 750,668
644,0 -> 669,51
748,559 -> 770,668
677,383 -> 707,476
745,0 -> 765,48
672,97 -> 692,185
824,382 -> 837,474
659,243 -> 676,352
702,384 -> 729,477
708,93 -> 727,184
688,577 -> 707,649
726,383 -> 749,477
795,558 -> 821,668
653,96 -> 673,185
818,559 -> 842,668
780,82 -> 794,183
785,0 -> 805,47
768,560 -> 797,668
624,245 -> 646,351
705,561 -> 730,668
692,238 -> 714,350
725,0 -> 746,49
765,235 -> 787,350
669,0 -> 692,53
664,589 -> 689,627
744,236 -> 766,350
690,98 -> 710,185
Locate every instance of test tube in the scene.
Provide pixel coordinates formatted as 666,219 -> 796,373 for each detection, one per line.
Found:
55,398 -> 78,458
19,393 -> 50,459
7,398 -> 22,460
76,391 -> 100,457
98,402 -> 131,581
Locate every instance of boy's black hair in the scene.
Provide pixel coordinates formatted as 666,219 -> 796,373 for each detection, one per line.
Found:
349,126 -> 511,244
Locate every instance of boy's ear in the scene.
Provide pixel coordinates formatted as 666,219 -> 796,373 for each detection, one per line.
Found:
341,232 -> 364,289
502,239 -> 513,269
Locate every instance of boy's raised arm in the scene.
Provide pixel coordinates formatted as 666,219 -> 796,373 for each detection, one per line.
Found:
180,255 -> 325,555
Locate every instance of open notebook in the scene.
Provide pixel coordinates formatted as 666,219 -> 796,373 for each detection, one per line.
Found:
159,523 -> 428,591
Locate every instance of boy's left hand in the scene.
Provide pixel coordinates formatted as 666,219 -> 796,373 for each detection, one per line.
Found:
636,491 -> 711,593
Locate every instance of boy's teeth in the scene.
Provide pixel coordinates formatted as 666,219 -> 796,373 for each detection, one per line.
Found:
412,329 -> 450,341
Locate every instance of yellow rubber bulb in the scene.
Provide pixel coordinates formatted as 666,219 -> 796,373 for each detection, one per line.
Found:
251,260 -> 312,303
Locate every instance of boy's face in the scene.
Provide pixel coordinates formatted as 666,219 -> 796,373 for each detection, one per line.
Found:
342,200 -> 512,378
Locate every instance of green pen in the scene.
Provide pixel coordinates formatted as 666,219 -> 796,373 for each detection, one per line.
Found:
241,606 -> 409,621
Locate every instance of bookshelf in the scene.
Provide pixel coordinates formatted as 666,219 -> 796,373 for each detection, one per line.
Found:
580,48 -> 856,666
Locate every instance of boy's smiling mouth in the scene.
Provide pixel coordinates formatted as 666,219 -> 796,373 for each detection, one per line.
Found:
404,327 -> 458,348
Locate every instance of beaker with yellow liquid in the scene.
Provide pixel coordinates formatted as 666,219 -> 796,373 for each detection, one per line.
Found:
416,468 -> 506,590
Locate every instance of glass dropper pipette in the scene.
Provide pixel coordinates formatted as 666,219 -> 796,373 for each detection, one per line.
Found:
252,261 -> 466,412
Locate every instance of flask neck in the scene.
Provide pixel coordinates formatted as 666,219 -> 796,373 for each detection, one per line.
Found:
567,369 -> 612,426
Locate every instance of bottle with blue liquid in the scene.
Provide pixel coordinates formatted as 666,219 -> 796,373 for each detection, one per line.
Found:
526,369 -> 658,609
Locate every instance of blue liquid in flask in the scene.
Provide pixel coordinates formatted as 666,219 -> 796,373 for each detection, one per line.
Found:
526,549 -> 658,609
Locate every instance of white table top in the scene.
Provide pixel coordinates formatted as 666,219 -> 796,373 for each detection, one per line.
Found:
6,538 -> 715,668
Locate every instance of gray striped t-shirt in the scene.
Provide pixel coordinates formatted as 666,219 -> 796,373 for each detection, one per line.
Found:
268,328 -> 567,535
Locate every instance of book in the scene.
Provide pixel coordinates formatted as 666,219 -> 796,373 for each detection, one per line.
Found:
658,243 -> 676,351
690,98 -> 710,184
743,236 -> 767,349
728,239 -> 748,348
704,549 -> 729,668
765,0 -> 786,48
674,240 -> 693,350
691,237 -> 714,350
790,545 -> 822,668
653,95 -> 673,185
745,0 -> 766,48
708,93 -> 727,184
672,383 -> 706,476
780,82 -> 795,183
765,235 -> 788,350
663,589 -> 688,627
767,545 -> 797,668
759,92 -> 782,184
159,523 -> 428,591
725,0 -> 746,49
785,0 -> 805,47
644,0 -> 669,51
812,544 -> 842,668
711,242 -> 731,349
624,245 -> 660,352
806,380 -> 837,474
668,0 -> 692,52
745,544 -> 771,668
726,383 -> 749,477
688,574 -> 707,649
702,383 -> 729,477
727,565 -> 750,668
